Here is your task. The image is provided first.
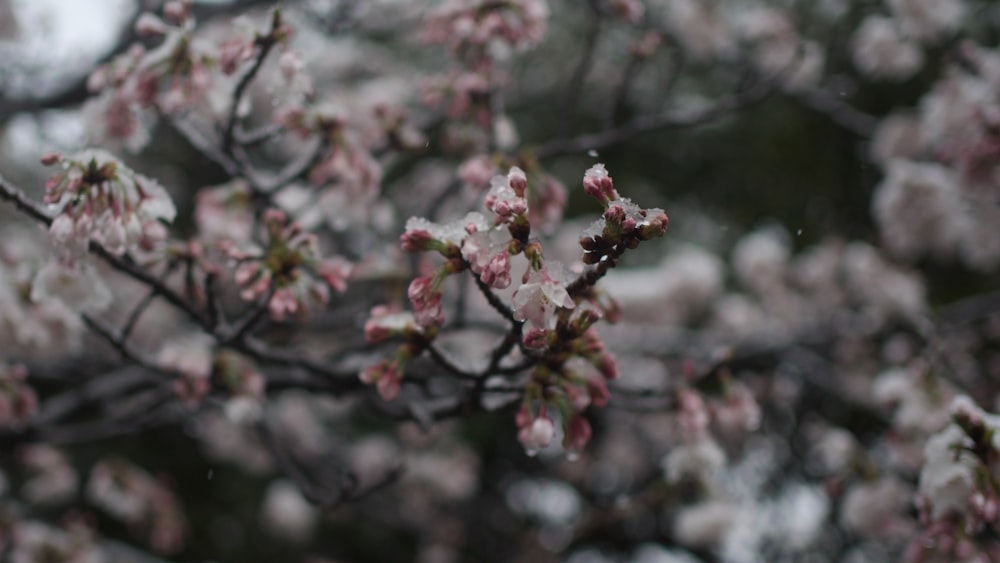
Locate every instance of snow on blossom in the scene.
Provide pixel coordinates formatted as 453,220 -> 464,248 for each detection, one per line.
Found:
364,306 -> 418,343
461,226 -> 513,289
582,163 -> 617,206
511,262 -> 575,330
484,167 -> 529,223
403,211 -> 489,252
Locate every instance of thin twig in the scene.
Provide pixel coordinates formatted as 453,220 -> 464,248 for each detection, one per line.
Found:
536,74 -> 777,159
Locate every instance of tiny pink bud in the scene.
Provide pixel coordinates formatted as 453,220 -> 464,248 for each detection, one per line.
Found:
39,153 -> 62,166
400,229 -> 435,252
583,163 -> 617,206
563,415 -> 592,453
522,328 -> 550,349
508,166 -> 528,196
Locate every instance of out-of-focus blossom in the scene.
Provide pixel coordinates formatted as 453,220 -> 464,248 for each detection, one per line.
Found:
41,149 -> 175,258
851,15 -> 924,81
0,363 -> 35,430
887,0 -> 966,43
260,480 -> 318,542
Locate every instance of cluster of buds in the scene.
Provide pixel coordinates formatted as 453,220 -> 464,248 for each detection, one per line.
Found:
513,315 -> 620,455
418,0 -> 548,129
420,0 -> 550,67
275,107 -> 385,227
0,362 -> 36,429
515,362 -> 605,457
229,208 -> 351,321
580,164 -> 669,264
86,1 -> 213,135
41,150 -> 176,258
361,307 -> 428,401
365,163 -> 667,456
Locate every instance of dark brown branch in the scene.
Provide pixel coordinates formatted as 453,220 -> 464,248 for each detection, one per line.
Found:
787,86 -> 878,137
222,10 -> 282,155
536,75 -> 777,159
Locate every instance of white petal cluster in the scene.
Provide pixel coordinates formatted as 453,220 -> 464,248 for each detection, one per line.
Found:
851,15 -> 924,81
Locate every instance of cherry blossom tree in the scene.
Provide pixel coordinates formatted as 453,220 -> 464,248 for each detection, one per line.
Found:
0,0 -> 999,561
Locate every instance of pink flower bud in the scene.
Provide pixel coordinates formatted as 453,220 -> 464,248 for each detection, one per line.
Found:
480,251 -> 511,289
268,288 -> 300,321
508,166 -> 528,197
522,328 -> 550,349
563,415 -> 592,453
39,153 -> 62,166
586,378 -> 610,408
596,352 -> 619,380
361,361 -> 402,401
583,163 -> 617,206
400,229 -> 435,252
317,258 -> 351,294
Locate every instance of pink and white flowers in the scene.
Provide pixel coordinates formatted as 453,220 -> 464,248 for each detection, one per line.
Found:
41,150 -> 176,258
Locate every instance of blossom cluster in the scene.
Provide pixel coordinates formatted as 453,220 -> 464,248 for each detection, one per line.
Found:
365,163 -> 667,454
227,208 -> 352,321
